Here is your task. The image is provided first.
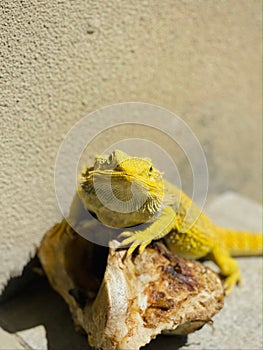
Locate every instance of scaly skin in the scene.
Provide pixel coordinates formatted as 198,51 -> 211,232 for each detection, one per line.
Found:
54,150 -> 262,295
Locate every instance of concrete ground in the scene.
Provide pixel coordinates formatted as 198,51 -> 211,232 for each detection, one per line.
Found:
0,192 -> 262,350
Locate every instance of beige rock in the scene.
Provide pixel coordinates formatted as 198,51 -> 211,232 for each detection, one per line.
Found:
38,223 -> 224,350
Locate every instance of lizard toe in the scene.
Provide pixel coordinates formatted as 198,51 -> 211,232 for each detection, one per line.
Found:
118,231 -> 134,238
223,272 -> 242,295
119,235 -> 137,247
127,241 -> 140,256
138,240 -> 151,254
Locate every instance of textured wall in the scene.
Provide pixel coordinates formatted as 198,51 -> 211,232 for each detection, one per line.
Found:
1,0 -> 261,291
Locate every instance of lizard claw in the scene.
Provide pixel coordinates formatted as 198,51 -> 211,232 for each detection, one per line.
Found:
126,242 -> 139,256
118,230 -> 152,255
138,239 -> 152,254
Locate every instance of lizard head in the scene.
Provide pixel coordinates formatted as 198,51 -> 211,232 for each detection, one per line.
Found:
80,150 -> 165,217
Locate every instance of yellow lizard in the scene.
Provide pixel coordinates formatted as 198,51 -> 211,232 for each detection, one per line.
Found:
54,150 -> 262,295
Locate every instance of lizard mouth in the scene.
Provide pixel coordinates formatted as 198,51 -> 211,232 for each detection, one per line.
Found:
80,169 -> 164,216
81,169 -> 163,194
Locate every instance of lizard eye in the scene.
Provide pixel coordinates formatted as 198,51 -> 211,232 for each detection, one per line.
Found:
149,166 -> 153,172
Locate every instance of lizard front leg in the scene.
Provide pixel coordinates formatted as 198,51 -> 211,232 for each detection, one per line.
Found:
211,245 -> 242,295
51,191 -> 86,239
118,206 -> 177,255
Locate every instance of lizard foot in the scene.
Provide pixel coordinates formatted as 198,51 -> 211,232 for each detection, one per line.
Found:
118,231 -> 152,256
50,219 -> 75,239
211,246 -> 242,295
50,219 -> 68,238
223,272 -> 242,296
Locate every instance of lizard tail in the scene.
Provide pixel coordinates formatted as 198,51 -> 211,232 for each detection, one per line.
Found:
218,228 -> 262,256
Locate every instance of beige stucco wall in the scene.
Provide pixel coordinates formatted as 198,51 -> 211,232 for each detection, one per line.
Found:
1,0 -> 261,291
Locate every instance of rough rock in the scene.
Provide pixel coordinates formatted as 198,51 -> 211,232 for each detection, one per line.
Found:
38,224 -> 224,350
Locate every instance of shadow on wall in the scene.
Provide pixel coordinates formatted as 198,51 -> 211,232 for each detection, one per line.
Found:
0,258 -> 188,350
0,258 -> 90,350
